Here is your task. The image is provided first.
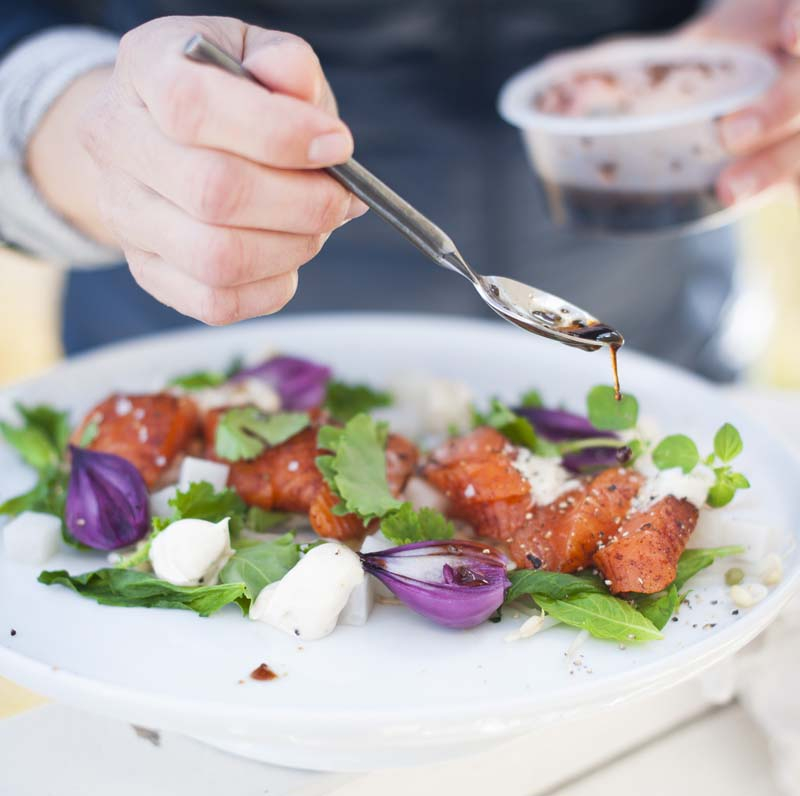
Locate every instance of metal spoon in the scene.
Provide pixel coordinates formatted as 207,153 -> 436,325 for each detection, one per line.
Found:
183,35 -> 624,355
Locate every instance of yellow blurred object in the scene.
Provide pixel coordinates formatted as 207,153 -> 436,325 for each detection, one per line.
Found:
737,186 -> 800,388
0,247 -> 64,385
0,676 -> 48,717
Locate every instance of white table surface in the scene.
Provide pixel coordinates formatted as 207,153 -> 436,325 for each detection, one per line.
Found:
2,386 -> 797,796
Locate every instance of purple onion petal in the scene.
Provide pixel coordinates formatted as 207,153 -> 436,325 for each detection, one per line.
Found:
232,355 -> 331,410
360,540 -> 509,629
561,446 -> 625,474
66,445 -> 150,550
513,406 -> 616,442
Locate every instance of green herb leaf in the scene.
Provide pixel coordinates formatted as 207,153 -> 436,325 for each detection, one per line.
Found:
707,467 -> 750,508
475,400 -> 538,451
78,420 -> 100,447
324,381 -> 393,422
519,389 -> 544,408
316,414 -> 402,523
245,507 -> 292,533
506,569 -> 606,603
168,370 -> 227,390
652,434 -> 700,474
38,569 -> 246,616
215,408 -> 310,461
166,480 -> 248,534
635,584 -> 680,630
219,532 -> 300,601
713,423 -> 743,463
15,404 -> 71,453
534,593 -> 662,642
586,386 -> 638,431
380,503 -> 455,545
0,422 -> 59,471
674,545 -> 745,590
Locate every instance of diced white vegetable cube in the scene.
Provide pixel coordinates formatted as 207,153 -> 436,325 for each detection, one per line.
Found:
360,532 -> 393,598
178,457 -> 230,493
339,576 -> 375,626
403,476 -> 447,513
3,511 -> 61,564
149,484 -> 177,518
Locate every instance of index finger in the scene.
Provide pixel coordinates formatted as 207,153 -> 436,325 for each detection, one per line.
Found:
128,35 -> 353,168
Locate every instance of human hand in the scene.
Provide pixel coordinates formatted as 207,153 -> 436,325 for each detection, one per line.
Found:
681,0 -> 800,206
79,16 -> 366,324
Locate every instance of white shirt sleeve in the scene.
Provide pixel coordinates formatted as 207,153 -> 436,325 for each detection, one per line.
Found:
0,26 -> 122,267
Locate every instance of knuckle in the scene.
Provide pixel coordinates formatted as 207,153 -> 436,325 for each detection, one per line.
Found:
306,183 -> 350,233
192,156 -> 248,223
198,286 -> 241,326
194,228 -> 246,288
303,233 -> 326,261
159,67 -> 207,142
264,271 -> 299,314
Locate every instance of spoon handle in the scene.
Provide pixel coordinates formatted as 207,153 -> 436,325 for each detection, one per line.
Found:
183,35 -> 464,273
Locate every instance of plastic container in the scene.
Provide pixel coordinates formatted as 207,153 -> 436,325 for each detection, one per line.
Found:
498,39 -> 777,234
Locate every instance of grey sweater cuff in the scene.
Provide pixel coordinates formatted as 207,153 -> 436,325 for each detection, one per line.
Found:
0,26 -> 122,267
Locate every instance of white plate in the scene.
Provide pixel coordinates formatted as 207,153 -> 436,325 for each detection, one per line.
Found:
1,314 -> 798,771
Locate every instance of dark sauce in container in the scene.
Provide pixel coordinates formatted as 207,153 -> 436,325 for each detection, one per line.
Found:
250,663 -> 278,681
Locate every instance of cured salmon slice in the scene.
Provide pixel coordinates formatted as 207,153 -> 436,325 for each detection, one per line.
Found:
72,394 -> 199,489
594,495 -> 699,594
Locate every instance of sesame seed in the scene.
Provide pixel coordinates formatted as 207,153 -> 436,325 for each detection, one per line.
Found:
155,455 -> 167,467
604,579 -> 612,586
133,408 -> 145,420
464,484 -> 476,498
288,460 -> 299,472
138,427 -> 149,443
115,397 -> 133,416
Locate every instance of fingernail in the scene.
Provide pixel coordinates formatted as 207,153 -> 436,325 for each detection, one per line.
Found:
720,113 -> 762,152
345,196 -> 369,220
308,132 -> 351,164
722,172 -> 760,205
782,15 -> 800,52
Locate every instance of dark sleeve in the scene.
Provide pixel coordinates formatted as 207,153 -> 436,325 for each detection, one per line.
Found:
0,1 -> 77,57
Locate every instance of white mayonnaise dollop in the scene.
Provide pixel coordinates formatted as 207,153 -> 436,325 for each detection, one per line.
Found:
512,449 -> 579,505
149,517 -> 233,586
249,542 -> 364,640
634,465 -> 716,511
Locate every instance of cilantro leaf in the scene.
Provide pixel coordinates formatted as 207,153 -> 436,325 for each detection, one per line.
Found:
713,423 -> 743,463
167,481 -> 247,528
215,408 -> 310,461
519,389 -> 544,408
380,503 -> 454,545
324,381 -> 392,422
316,414 -> 402,523
586,386 -> 638,431
38,568 -> 246,616
651,434 -> 700,474
219,532 -> 300,601
245,507 -> 292,533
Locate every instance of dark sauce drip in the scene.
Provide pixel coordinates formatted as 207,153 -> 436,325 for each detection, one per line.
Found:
566,322 -> 624,401
250,663 -> 278,681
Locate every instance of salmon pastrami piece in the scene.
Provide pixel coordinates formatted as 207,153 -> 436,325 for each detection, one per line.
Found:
422,426 -> 532,538
203,408 -> 417,541
594,495 -> 699,594
506,468 -> 643,571
71,393 -> 199,490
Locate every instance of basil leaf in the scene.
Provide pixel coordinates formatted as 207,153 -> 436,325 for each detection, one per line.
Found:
38,569 -> 246,616
245,507 -> 291,533
506,569 -> 606,603
635,585 -> 680,630
535,593 -> 662,642
713,423 -> 743,463
652,434 -> 699,474
586,386 -> 638,431
674,545 -> 745,590
380,503 -> 454,545
220,533 -> 300,601
215,408 -> 310,461
168,370 -> 227,390
316,414 -> 402,523
324,381 -> 392,422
